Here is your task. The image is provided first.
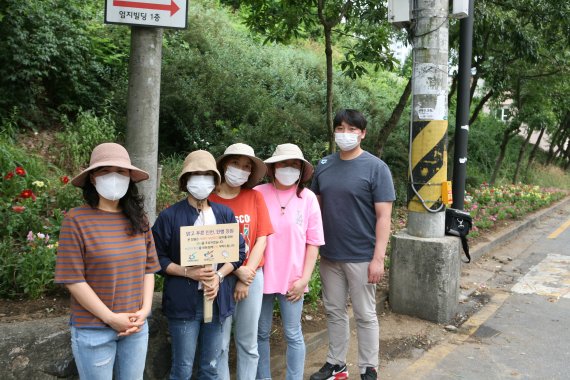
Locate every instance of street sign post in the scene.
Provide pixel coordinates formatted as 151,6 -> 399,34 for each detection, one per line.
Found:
105,0 -> 188,29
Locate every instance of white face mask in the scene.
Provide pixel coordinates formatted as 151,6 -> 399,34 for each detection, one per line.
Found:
224,166 -> 250,188
275,167 -> 301,186
187,175 -> 216,200
94,172 -> 130,201
335,132 -> 360,151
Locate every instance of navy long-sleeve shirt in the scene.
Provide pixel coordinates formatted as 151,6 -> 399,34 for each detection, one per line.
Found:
152,199 -> 245,320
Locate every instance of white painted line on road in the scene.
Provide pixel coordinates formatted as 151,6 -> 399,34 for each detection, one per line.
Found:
548,218 -> 570,239
511,254 -> 570,299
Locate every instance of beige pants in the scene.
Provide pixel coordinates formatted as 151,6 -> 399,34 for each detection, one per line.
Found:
320,257 -> 379,373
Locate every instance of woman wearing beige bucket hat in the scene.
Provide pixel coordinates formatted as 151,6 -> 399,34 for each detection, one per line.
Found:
151,150 -> 246,379
254,143 -> 325,380
209,143 -> 274,380
54,142 -> 161,379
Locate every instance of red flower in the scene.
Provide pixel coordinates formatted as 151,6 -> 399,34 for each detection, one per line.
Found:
60,175 -> 70,184
12,205 -> 26,213
15,167 -> 26,176
4,171 -> 14,180
20,189 -> 35,199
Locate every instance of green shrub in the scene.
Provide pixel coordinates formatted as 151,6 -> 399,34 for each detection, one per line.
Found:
55,109 -> 117,172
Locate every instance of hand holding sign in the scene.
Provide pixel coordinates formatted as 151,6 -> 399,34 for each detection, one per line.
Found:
180,223 -> 239,322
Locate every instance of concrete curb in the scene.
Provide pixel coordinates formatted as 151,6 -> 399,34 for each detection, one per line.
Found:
300,195 -> 569,358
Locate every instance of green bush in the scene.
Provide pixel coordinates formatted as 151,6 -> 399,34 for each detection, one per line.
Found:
54,109 -> 118,172
0,0 -> 129,128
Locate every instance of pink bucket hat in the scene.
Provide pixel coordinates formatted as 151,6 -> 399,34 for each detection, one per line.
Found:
71,143 -> 149,187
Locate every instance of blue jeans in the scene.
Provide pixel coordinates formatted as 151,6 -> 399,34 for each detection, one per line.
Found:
256,293 -> 305,380
219,269 -> 264,380
71,321 -> 149,380
168,300 -> 224,380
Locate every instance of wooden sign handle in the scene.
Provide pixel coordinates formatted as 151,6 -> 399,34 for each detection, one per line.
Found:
204,294 -> 213,323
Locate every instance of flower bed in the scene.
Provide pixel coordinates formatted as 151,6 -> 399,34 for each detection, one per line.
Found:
464,183 -> 566,239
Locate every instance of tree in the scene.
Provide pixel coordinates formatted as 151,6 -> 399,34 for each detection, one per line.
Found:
224,0 -> 396,153
0,0 -> 129,128
463,0 -> 570,182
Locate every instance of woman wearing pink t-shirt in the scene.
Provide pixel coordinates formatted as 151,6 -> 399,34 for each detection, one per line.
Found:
254,144 -> 325,380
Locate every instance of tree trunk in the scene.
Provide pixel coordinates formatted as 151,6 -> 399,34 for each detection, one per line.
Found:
469,73 -> 479,103
324,25 -> 335,154
563,137 -> 570,170
376,77 -> 412,158
513,127 -> 533,183
525,125 -> 546,171
490,123 -> 519,185
546,125 -> 563,165
469,89 -> 493,125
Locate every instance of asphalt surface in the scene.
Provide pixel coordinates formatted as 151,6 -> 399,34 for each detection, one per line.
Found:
297,196 -> 570,380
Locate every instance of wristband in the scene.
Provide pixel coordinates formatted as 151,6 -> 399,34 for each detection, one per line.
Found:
215,271 -> 224,284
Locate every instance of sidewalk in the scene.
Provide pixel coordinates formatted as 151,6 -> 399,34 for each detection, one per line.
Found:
272,196 -> 570,379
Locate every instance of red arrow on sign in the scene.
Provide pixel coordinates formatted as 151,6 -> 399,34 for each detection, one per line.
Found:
113,0 -> 180,16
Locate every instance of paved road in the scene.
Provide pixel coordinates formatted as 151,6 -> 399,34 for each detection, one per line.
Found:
392,201 -> 570,380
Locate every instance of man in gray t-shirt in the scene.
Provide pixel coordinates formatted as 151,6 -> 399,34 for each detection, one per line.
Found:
310,109 -> 395,380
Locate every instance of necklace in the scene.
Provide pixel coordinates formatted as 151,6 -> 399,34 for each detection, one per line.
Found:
273,186 -> 296,215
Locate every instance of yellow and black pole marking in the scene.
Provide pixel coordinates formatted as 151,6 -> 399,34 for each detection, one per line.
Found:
408,120 -> 448,212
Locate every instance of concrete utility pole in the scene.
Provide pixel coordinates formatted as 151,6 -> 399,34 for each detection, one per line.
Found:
407,0 -> 448,234
126,27 -> 163,224
390,0 -> 461,323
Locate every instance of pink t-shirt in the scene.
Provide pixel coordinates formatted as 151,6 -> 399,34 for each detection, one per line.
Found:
255,183 -> 325,294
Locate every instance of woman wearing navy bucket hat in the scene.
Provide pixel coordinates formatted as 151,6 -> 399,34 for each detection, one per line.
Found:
210,143 -> 274,380
54,142 -> 161,379
152,150 -> 246,379
254,143 -> 325,380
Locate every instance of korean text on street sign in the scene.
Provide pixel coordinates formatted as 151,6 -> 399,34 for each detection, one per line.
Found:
105,0 -> 188,29
180,223 -> 239,266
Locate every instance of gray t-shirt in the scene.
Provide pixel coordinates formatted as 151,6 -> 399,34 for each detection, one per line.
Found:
311,151 -> 395,262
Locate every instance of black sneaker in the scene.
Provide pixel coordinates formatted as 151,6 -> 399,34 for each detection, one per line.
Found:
310,362 -> 349,380
360,367 -> 377,380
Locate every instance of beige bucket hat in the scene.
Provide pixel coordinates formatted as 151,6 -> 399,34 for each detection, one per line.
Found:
216,143 -> 267,188
264,143 -> 314,183
71,143 -> 149,187
178,150 -> 221,189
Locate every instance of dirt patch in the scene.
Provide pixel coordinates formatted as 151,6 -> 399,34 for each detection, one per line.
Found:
381,334 -> 435,361
0,288 -> 70,323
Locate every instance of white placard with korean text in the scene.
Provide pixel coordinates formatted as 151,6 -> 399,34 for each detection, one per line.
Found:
105,0 -> 188,29
180,223 -> 239,267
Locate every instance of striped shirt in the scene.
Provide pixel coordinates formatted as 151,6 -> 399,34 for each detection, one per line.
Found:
55,206 -> 160,328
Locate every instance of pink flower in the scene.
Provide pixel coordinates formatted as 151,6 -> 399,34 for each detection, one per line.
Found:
12,205 -> 26,213
27,231 -> 35,241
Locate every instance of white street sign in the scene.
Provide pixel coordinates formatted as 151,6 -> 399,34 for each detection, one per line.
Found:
105,0 -> 188,29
